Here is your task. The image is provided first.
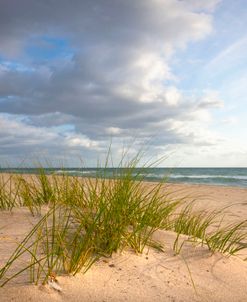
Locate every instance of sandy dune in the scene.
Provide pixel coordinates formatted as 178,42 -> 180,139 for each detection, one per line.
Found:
0,183 -> 247,302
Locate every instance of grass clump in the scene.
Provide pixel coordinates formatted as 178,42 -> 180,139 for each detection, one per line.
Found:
0,174 -> 19,211
0,152 -> 247,287
0,155 -> 182,286
172,202 -> 220,253
206,220 -> 247,255
172,202 -> 247,256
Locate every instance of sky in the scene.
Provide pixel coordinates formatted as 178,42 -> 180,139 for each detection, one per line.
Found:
0,0 -> 246,167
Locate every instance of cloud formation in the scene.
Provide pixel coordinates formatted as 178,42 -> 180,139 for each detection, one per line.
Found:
0,0 -> 225,165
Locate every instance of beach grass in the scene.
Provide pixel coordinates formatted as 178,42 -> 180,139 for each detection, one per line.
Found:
0,174 -> 19,211
0,154 -> 247,286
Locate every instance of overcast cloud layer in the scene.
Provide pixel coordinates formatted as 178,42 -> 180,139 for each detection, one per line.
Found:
0,0 -> 246,166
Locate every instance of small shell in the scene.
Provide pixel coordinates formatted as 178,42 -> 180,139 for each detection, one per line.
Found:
48,279 -> 62,292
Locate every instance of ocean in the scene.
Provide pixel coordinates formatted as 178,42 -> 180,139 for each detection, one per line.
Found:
1,167 -> 247,188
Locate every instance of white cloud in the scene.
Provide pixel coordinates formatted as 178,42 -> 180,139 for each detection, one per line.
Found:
105,127 -> 123,135
197,90 -> 224,109
221,117 -> 238,125
206,36 -> 247,72
66,135 -> 99,149
164,87 -> 181,106
0,114 -> 99,156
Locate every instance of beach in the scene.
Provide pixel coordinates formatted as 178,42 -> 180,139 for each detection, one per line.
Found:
0,179 -> 247,302
1,0 -> 246,300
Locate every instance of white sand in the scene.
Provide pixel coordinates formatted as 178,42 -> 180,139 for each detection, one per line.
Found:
1,183 -> 247,302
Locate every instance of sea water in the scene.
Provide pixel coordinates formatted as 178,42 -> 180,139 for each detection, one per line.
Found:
1,167 -> 247,188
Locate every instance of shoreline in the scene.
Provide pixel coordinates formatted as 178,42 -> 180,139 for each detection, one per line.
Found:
1,171 -> 247,190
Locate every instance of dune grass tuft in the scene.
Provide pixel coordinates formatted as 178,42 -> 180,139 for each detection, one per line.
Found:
0,155 -> 182,285
0,174 -> 19,211
0,153 -> 247,286
171,202 -> 247,255
206,220 -> 247,255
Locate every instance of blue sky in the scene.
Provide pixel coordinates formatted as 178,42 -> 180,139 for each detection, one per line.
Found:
0,0 -> 246,167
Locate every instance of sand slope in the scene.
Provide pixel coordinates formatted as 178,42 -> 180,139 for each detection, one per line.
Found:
1,183 -> 247,301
